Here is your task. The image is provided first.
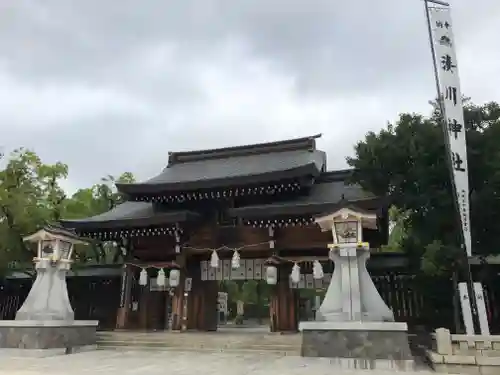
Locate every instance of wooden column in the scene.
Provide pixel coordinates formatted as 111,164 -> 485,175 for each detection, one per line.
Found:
138,282 -> 151,330
186,260 -> 218,331
116,264 -> 133,329
269,263 -> 299,332
171,254 -> 186,331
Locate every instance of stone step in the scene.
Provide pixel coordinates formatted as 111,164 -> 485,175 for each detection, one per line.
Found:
97,334 -> 300,341
96,344 -> 299,355
98,339 -> 299,350
97,331 -> 302,355
97,333 -> 301,345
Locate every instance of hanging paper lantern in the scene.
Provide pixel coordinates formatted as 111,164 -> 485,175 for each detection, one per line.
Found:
265,265 -> 277,285
139,268 -> 148,286
231,250 -> 240,269
312,260 -> 324,279
157,268 -> 166,287
210,250 -> 219,268
169,269 -> 180,287
290,263 -> 301,284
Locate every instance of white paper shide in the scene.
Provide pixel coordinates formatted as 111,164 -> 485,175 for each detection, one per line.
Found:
429,7 -> 472,256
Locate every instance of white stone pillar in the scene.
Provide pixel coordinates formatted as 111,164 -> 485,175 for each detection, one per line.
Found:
16,258 -> 74,321
316,244 -> 394,322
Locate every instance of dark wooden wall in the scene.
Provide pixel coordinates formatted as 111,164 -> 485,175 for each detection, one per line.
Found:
186,261 -> 218,331
269,264 -> 299,332
130,222 -> 337,262
129,221 -> 386,264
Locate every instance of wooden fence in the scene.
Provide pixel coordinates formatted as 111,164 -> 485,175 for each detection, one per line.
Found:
1,270 -> 499,333
0,276 -> 121,330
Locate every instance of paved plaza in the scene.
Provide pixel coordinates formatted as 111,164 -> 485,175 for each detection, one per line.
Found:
0,350 -> 440,375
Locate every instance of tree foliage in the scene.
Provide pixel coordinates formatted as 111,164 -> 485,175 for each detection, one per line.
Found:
347,100 -> 500,274
0,148 -> 135,274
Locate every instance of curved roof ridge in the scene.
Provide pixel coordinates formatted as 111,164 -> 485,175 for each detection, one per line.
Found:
167,134 -> 322,166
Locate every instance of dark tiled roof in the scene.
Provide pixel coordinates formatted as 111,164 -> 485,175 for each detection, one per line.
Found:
116,135 -> 326,195
43,225 -> 85,242
59,202 -> 199,230
228,171 -> 379,218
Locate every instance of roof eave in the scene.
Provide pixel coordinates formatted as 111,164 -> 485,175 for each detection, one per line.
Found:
229,197 -> 384,220
116,162 -> 321,196
59,211 -> 200,231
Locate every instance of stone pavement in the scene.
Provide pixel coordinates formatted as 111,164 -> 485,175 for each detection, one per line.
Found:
0,350 -> 440,375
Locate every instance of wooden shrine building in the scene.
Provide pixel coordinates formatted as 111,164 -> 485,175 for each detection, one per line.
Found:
60,135 -> 388,332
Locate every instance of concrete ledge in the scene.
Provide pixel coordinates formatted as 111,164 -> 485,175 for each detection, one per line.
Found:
298,321 -> 408,331
0,321 -> 98,349
0,320 -> 98,327
300,323 -> 413,365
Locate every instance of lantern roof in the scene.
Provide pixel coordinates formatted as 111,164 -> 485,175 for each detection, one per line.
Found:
314,205 -> 377,232
23,225 -> 87,245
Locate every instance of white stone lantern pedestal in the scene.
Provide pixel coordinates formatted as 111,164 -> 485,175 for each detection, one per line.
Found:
316,243 -> 394,323
0,226 -> 98,355
298,206 -> 414,371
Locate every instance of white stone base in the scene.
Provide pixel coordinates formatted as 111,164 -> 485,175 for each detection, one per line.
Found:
298,321 -> 408,332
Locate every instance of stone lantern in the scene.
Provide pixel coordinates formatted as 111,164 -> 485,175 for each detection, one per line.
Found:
298,205 -> 414,371
15,226 -> 87,321
314,206 -> 394,322
0,226 -> 99,354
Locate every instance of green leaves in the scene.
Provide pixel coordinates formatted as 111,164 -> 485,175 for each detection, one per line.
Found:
0,148 -> 136,273
348,99 -> 500,274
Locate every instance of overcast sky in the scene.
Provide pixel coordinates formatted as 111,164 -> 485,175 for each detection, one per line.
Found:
1,0 -> 499,193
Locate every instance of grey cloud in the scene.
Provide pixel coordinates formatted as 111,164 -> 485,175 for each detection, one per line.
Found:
0,0 -> 499,191
3,0 -> 498,94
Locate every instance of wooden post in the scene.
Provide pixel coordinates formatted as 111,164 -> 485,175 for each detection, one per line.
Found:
116,264 -> 132,329
269,263 -> 298,332
139,283 -> 150,331
170,254 -> 186,330
185,260 -> 218,331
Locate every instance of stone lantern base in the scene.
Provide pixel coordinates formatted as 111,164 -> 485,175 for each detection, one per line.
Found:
0,320 -> 98,356
299,321 -> 414,371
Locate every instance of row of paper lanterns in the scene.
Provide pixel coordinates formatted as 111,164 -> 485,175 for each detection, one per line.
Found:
210,249 -> 325,285
138,268 -> 180,287
138,249 -> 327,287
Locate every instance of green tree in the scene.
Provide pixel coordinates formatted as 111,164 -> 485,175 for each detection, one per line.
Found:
222,280 -> 259,323
0,149 -> 69,275
0,146 -> 136,274
347,100 -> 500,275
380,206 -> 409,253
63,172 -> 136,265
